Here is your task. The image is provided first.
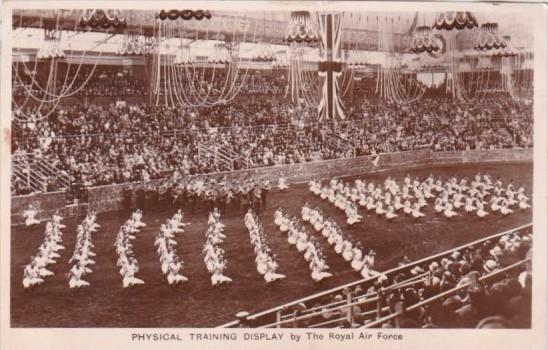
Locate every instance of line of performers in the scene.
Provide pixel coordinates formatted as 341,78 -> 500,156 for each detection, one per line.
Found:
244,209 -> 286,283
114,210 -> 146,288
124,175 -> 282,215
301,204 -> 378,279
203,208 -> 233,286
22,212 -> 66,290
67,212 -> 99,289
309,173 -> 531,223
274,209 -> 333,282
154,210 -> 190,286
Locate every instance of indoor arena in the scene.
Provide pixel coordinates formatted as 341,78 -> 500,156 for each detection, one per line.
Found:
10,9 -> 533,329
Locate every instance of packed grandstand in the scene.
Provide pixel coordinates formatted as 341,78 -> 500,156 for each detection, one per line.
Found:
11,9 -> 533,329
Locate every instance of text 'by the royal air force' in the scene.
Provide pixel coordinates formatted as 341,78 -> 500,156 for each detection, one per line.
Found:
131,331 -> 404,343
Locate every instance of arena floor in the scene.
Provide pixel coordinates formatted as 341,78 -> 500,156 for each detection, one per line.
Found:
10,162 -> 533,327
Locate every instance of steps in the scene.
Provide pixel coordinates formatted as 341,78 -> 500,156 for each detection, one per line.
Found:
12,152 -> 70,193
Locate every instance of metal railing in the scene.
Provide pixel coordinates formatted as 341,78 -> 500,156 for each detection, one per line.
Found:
325,132 -> 357,158
11,152 -> 70,192
218,223 -> 532,328
197,143 -> 234,172
362,257 -> 530,328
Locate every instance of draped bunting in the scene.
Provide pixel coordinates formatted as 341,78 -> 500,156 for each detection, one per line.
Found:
474,23 -> 507,51
79,9 -> 126,29
432,11 -> 478,31
317,13 -> 345,121
156,10 -> 212,21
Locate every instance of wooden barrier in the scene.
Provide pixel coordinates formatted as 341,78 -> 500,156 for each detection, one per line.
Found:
10,148 -> 533,222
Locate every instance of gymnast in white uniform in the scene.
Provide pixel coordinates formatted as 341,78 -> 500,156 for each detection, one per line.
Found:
23,204 -> 40,226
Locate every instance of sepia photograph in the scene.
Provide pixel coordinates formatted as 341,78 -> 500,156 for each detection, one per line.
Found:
1,1 -> 547,349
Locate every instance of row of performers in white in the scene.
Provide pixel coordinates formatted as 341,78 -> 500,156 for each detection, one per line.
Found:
23,212 -> 66,289
154,210 -> 190,286
67,212 -> 99,289
301,204 -> 378,278
274,209 -> 333,282
114,210 -> 146,288
203,208 -> 233,286
309,173 -> 530,223
244,209 -> 286,283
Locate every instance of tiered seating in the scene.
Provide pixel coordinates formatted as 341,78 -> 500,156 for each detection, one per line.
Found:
11,94 -> 533,195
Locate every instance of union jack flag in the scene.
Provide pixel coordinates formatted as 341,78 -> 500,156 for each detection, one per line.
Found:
317,13 -> 345,121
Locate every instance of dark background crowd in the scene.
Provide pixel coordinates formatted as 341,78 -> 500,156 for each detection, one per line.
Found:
12,64 -> 533,196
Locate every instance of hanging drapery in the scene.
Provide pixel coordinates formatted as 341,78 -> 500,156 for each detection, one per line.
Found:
12,11 -> 104,123
150,15 -> 256,108
317,12 -> 345,121
375,16 -> 425,104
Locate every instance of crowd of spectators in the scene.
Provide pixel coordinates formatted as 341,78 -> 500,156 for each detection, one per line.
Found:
12,65 -> 534,196
13,65 -> 146,98
14,65 -> 289,101
284,227 -> 532,329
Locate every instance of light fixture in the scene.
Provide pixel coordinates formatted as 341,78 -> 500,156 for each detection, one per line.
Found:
474,23 -> 506,51
285,11 -> 318,43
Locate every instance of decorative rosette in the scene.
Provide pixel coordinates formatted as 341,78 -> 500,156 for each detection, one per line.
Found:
156,10 -> 211,21
474,23 -> 507,51
408,26 -> 440,54
432,11 -> 478,31
285,11 -> 318,43
36,29 -> 65,60
79,9 -> 126,29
